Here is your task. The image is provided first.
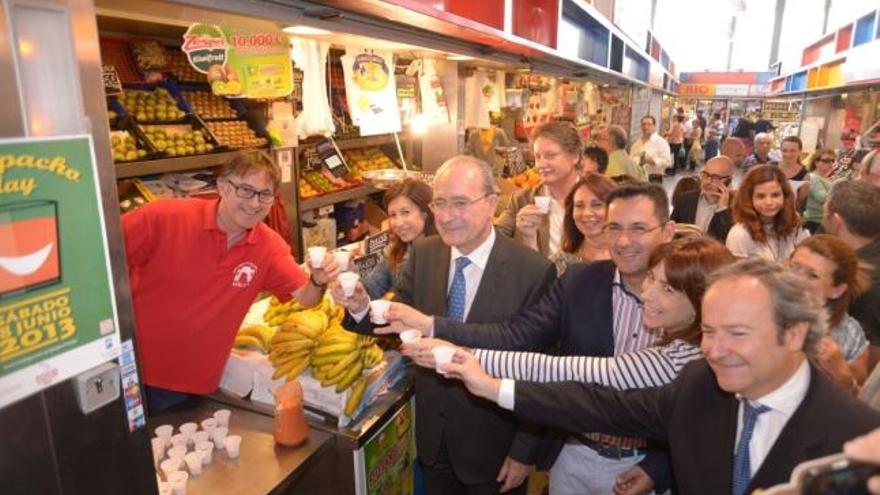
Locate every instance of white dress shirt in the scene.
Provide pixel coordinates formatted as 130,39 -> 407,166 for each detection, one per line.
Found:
629,133 -> 673,175
695,194 -> 727,233
448,227 -> 496,322
548,196 -> 564,256
735,359 -> 810,478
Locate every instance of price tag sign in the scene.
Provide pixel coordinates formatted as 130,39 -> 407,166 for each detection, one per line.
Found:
102,65 -> 123,96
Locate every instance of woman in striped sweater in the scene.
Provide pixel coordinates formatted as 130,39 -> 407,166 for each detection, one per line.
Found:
401,236 -> 735,389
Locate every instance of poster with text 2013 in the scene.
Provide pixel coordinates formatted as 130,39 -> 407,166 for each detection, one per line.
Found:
0,135 -> 121,408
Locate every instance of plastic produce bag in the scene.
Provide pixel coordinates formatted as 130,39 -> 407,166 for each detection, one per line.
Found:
291,38 -> 335,138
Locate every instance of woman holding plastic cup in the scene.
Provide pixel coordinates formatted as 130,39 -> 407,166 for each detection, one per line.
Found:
495,122 -> 583,257
361,178 -> 436,299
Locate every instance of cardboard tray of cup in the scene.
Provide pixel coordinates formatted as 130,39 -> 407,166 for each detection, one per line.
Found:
362,168 -> 422,189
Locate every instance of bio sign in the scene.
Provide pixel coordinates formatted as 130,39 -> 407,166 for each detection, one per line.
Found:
182,23 -> 292,99
0,136 -> 120,408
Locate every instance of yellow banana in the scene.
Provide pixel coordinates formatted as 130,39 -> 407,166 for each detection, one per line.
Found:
325,351 -> 362,380
286,358 -> 310,381
336,361 -> 363,393
283,310 -> 328,339
272,339 -> 315,353
310,352 -> 350,367
344,377 -> 367,416
233,335 -> 265,350
272,356 -> 303,379
313,341 -> 358,357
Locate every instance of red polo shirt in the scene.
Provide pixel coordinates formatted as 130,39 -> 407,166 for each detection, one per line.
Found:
123,198 -> 308,393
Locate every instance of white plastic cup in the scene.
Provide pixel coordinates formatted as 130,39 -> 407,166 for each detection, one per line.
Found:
184,452 -> 204,476
160,458 -> 183,478
534,196 -> 551,214
333,250 -> 351,271
179,422 -> 197,438
432,346 -> 456,375
167,446 -> 187,460
169,434 -> 187,449
158,482 -> 173,495
200,418 -> 217,433
213,409 -> 231,428
166,471 -> 189,495
196,441 -> 214,465
224,435 -> 242,459
211,426 -> 228,449
338,271 -> 360,297
191,431 -> 209,446
151,437 -> 167,457
400,329 -> 422,343
308,246 -> 327,268
154,424 -> 174,439
369,300 -> 392,324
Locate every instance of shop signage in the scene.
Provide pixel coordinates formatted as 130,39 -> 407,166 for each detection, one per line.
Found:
341,48 -> 402,136
0,135 -> 121,408
714,84 -> 750,97
182,23 -> 293,99
102,65 -> 123,96
678,83 -> 716,97
355,398 -> 415,495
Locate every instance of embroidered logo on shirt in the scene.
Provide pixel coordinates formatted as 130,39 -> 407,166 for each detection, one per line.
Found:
232,262 -> 257,288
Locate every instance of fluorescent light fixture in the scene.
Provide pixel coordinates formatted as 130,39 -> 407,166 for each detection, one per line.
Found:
446,54 -> 475,61
282,25 -> 332,36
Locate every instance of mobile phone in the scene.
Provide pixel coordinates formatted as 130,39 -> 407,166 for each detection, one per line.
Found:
800,457 -> 879,495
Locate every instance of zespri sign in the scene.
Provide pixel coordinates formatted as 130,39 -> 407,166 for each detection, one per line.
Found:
0,136 -> 120,408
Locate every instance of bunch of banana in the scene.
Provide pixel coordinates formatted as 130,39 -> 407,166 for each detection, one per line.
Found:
263,296 -> 305,327
233,325 -> 275,353
310,329 -> 384,391
268,309 -> 329,381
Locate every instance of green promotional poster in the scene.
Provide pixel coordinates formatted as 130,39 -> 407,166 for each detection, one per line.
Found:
357,399 -> 415,495
0,135 -> 121,407
182,23 -> 293,99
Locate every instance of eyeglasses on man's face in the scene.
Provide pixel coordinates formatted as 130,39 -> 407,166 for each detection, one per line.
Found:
700,171 -> 732,184
429,193 -> 494,213
603,222 -> 665,240
226,179 -> 275,204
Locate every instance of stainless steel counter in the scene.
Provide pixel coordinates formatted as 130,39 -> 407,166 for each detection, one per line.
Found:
152,398 -> 334,495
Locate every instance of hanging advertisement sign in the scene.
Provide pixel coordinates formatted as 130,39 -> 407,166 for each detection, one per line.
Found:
0,135 -> 121,408
418,59 -> 450,126
182,23 -> 293,99
341,48 -> 402,136
353,398 -> 415,495
679,83 -> 716,97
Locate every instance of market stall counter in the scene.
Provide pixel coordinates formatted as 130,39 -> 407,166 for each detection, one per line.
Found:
151,398 -> 334,494
209,377 -> 416,494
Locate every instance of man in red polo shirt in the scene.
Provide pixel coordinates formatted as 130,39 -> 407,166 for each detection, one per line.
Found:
123,152 -> 338,413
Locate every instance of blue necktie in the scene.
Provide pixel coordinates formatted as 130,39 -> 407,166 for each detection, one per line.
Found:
732,400 -> 770,495
446,257 -> 471,322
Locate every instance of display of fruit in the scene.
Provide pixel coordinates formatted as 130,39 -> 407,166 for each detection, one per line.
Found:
206,121 -> 268,149
166,49 -> 204,83
343,147 -> 398,180
141,125 -> 215,157
263,295 -> 382,415
509,166 -> 541,188
183,91 -> 237,119
120,87 -> 185,122
110,132 -> 149,162
233,324 -> 276,353
299,178 -> 320,199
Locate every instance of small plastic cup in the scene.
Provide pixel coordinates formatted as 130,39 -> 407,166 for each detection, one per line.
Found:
224,435 -> 242,459
191,431 -> 209,446
154,424 -> 174,439
333,250 -> 351,271
179,422 -> 197,437
308,246 -> 327,268
169,434 -> 187,449
338,271 -> 360,297
211,426 -> 228,449
160,458 -> 183,478
151,437 -> 167,455
200,418 -> 217,433
184,452 -> 204,476
432,346 -> 456,375
196,441 -> 214,465
400,329 -> 422,343
534,196 -> 551,214
213,409 -> 231,428
158,482 -> 173,495
167,446 -> 187,460
166,471 -> 189,495
369,300 -> 391,324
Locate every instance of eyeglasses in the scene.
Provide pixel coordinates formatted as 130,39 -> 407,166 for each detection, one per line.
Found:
815,157 -> 835,163
604,223 -> 665,240
700,171 -> 732,183
226,179 -> 275,204
429,193 -> 494,213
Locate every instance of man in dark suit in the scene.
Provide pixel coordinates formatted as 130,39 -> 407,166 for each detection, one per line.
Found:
671,155 -> 735,242
383,183 -> 678,494
333,156 -> 556,495
443,257 -> 880,495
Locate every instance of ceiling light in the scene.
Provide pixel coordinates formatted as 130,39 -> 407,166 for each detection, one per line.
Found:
283,25 -> 332,36
447,55 -> 475,61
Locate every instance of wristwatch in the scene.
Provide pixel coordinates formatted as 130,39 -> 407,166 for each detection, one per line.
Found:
309,272 -> 327,290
